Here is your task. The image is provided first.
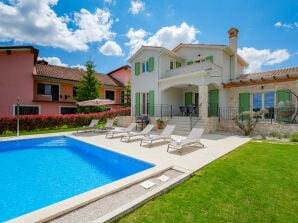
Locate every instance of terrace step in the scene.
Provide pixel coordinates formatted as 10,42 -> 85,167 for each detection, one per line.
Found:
167,116 -> 202,136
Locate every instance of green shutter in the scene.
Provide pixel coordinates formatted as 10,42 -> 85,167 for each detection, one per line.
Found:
208,89 -> 219,116
135,92 -> 140,116
135,62 -> 140,75
148,57 -> 154,72
187,61 -> 193,65
277,89 -> 292,122
239,93 -> 250,120
185,92 -> 193,107
148,90 -> 154,116
176,61 -> 182,68
206,55 -> 213,63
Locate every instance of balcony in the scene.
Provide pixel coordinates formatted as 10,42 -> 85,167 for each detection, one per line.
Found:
161,61 -> 220,80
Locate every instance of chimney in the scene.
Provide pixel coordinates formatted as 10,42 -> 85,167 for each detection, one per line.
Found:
228,28 -> 239,53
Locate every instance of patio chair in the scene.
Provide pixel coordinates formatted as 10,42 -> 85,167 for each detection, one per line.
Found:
94,119 -> 115,133
77,119 -> 99,133
167,128 -> 205,154
120,124 -> 154,142
179,106 -> 187,116
105,122 -> 137,139
140,125 -> 176,147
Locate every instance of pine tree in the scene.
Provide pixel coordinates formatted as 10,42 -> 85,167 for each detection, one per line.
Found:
75,60 -> 101,113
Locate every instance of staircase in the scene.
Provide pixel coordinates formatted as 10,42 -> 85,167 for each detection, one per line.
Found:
167,116 -> 202,136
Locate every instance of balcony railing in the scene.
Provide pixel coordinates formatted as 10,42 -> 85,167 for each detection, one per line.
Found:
161,61 -> 221,79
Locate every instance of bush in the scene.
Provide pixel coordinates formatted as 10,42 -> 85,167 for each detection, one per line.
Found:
290,132 -> 298,142
0,107 -> 130,135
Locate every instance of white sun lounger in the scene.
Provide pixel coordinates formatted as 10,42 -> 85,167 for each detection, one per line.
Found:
77,119 -> 99,133
105,122 -> 137,138
94,119 -> 114,133
167,127 -> 205,154
140,125 -> 176,147
120,124 -> 154,142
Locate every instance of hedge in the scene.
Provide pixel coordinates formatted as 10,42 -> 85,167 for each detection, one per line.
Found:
0,107 -> 131,135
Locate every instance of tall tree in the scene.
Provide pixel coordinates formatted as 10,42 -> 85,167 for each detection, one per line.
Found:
75,60 -> 101,113
123,80 -> 131,106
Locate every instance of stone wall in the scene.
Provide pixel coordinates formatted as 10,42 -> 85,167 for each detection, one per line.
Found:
218,120 -> 298,135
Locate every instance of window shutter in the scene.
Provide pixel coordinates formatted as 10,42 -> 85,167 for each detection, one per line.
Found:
208,89 -> 219,116
206,55 -> 213,63
176,61 -> 182,68
135,92 -> 140,116
239,93 -> 250,120
148,90 -> 154,116
187,61 -> 193,65
277,89 -> 292,122
185,92 -> 193,106
148,57 -> 154,72
135,62 -> 140,75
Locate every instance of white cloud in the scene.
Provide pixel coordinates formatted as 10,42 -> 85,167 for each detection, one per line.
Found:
129,0 -> 145,15
0,0 -> 115,52
125,22 -> 199,56
99,41 -> 124,56
274,21 -> 297,29
39,57 -> 68,67
71,64 -> 86,70
238,47 -> 290,73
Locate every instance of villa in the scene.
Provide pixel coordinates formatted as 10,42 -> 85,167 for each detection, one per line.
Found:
128,28 -> 298,135
0,46 -> 130,117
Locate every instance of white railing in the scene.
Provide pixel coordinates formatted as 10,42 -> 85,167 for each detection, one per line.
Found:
162,61 -> 216,79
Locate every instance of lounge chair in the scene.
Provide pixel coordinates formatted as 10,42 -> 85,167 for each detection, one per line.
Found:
77,119 -> 99,133
140,125 -> 176,147
120,124 -> 154,142
105,122 -> 137,138
167,128 -> 205,154
94,119 -> 114,133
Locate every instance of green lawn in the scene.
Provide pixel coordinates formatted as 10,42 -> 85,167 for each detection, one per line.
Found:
117,140 -> 298,223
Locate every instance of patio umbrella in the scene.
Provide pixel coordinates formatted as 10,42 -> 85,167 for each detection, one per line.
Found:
77,98 -> 115,106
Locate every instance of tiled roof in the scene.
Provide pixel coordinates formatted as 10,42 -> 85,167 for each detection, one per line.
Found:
34,64 -> 124,87
35,64 -> 85,81
236,67 -> 298,80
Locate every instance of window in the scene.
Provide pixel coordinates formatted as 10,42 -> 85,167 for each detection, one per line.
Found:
252,93 -> 262,112
37,83 -> 59,101
15,106 -> 39,115
142,61 -> 149,73
170,60 -> 182,69
105,90 -> 115,100
121,91 -> 125,104
251,92 -> 275,119
61,107 -> 77,114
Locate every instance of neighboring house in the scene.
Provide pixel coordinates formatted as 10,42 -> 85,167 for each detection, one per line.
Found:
128,28 -> 298,134
0,46 -> 131,117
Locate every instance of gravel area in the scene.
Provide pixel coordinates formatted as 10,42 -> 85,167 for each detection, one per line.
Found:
47,169 -> 184,223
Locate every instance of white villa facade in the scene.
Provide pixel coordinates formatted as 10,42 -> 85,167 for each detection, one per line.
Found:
128,28 -> 298,134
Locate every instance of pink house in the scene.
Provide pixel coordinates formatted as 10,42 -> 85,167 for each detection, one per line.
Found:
0,46 -> 131,117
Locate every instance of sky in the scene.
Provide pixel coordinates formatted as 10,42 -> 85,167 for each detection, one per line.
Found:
0,0 -> 297,74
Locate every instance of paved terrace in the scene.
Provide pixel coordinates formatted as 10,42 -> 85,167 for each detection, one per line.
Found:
7,131 -> 250,223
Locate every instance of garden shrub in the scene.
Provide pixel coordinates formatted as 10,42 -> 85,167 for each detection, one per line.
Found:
0,107 -> 130,135
290,132 -> 298,142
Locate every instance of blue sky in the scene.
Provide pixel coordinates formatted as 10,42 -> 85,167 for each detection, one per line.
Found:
0,0 -> 297,74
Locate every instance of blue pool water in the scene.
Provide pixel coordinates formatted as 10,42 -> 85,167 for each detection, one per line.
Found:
0,136 -> 154,222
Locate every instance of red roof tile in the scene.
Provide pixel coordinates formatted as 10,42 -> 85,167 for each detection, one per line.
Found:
34,64 -> 124,87
237,67 -> 298,80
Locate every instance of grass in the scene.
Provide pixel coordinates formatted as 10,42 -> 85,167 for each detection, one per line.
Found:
116,140 -> 298,223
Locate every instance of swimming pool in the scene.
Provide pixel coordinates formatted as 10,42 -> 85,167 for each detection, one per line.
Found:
0,136 -> 154,222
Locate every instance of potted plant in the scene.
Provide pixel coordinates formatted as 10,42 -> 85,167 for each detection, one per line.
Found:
156,118 -> 164,129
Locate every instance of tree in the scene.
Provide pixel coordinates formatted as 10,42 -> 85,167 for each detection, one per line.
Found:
75,60 -> 101,113
123,80 -> 131,106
